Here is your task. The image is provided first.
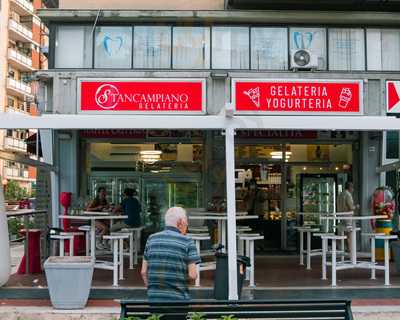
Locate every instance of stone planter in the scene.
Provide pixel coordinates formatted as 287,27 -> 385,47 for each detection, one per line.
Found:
44,256 -> 94,309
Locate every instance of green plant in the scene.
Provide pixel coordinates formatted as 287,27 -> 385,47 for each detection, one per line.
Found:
147,315 -> 162,320
189,312 -> 206,320
124,317 -> 142,320
5,180 -> 29,201
220,316 -> 238,320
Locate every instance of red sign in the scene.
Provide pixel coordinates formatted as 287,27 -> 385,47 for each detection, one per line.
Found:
233,79 -> 363,115
386,81 -> 400,114
78,79 -> 206,114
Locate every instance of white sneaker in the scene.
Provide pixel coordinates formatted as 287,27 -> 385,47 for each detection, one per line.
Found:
96,241 -> 106,250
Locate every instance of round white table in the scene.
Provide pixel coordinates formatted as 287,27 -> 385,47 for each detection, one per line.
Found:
59,213 -> 128,260
188,211 -> 258,249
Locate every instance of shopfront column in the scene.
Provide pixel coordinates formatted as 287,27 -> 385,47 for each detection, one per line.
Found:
225,127 -> 238,300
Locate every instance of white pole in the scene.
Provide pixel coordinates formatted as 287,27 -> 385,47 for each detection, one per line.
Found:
225,128 -> 238,300
0,182 -> 11,286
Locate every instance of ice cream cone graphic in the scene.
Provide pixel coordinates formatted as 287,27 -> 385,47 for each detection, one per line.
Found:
244,87 -> 261,108
338,88 -> 352,109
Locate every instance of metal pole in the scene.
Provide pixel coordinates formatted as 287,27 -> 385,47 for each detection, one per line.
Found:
225,128 -> 238,300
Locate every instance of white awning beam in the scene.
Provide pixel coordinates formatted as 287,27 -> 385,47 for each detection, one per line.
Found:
2,114 -> 400,130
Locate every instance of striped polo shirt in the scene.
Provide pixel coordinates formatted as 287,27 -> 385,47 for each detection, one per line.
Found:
144,226 -> 201,301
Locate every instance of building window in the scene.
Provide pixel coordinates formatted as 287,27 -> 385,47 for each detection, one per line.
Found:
212,27 -> 249,69
386,131 -> 399,159
251,27 -> 288,70
133,26 -> 171,68
367,29 -> 400,71
55,26 -> 92,68
289,27 -> 327,70
7,97 -> 14,108
94,27 -> 132,68
172,27 -> 210,69
328,28 -> 365,71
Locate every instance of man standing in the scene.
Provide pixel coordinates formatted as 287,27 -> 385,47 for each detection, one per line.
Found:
141,207 -> 200,302
337,182 -> 358,251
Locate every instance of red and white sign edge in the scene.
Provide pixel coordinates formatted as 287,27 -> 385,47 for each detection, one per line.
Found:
386,80 -> 400,114
231,78 -> 364,116
76,78 -> 207,115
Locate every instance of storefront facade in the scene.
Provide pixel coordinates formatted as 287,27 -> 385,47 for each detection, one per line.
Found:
3,5 -> 399,298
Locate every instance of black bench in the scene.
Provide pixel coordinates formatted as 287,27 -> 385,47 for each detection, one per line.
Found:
120,299 -> 353,320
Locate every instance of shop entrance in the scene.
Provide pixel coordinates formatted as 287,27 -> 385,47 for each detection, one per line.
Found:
235,131 -> 355,253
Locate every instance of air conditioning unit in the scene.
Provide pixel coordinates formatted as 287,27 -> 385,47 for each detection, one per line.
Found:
290,49 -> 318,69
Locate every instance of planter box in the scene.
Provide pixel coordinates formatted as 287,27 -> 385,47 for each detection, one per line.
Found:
44,256 -> 94,309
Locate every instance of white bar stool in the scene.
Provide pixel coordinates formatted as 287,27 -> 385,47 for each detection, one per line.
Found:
78,225 -> 91,256
319,234 -> 347,287
97,234 -> 129,286
296,227 -> 320,270
362,233 -> 398,286
50,233 -> 75,257
187,233 -> 215,287
238,233 -> 264,288
121,227 -> 144,266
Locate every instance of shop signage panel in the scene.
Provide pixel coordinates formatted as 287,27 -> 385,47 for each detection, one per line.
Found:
386,81 -> 400,114
232,79 -> 363,115
78,78 -> 206,114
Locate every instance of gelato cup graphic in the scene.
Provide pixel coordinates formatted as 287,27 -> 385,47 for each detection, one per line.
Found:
338,87 -> 352,109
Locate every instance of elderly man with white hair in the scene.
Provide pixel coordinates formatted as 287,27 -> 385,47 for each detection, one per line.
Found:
141,207 -> 200,302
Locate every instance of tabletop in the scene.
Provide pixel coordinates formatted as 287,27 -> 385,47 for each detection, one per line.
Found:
188,214 -> 258,220
320,215 -> 388,220
5,209 -> 47,218
59,214 -> 128,220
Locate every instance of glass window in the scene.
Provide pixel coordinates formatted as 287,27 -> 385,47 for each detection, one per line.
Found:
328,28 -> 365,71
172,27 -> 210,69
55,26 -> 92,68
367,29 -> 400,71
212,27 -> 249,69
386,131 -> 399,159
133,26 -> 171,68
289,27 -> 326,70
251,28 -> 288,70
94,27 -> 132,68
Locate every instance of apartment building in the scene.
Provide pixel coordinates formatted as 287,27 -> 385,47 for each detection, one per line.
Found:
0,0 -> 47,194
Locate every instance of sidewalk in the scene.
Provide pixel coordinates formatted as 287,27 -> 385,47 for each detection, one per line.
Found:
1,299 -> 400,320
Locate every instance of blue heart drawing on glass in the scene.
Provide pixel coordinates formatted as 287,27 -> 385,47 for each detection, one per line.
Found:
103,36 -> 124,56
293,31 -> 313,49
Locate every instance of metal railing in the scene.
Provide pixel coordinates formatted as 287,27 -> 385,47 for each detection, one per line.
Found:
9,19 -> 33,40
4,166 -> 29,179
7,78 -> 32,95
4,136 -> 28,152
11,0 -> 34,14
8,48 -> 33,69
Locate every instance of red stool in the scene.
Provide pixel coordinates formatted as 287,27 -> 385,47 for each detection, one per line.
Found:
17,229 -> 42,274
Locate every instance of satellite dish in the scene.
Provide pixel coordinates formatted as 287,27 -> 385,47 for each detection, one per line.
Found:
293,50 -> 311,67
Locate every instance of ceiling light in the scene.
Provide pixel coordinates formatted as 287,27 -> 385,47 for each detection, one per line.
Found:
140,150 -> 162,155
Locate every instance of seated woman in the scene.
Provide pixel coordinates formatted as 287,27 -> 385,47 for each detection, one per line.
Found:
87,186 -> 110,249
111,188 -> 142,232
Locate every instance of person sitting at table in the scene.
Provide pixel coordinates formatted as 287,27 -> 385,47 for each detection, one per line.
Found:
111,188 -> 142,232
87,186 -> 109,249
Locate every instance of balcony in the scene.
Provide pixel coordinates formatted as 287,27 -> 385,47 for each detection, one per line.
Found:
7,78 -> 33,99
10,0 -> 34,16
3,136 -> 28,153
6,105 -> 29,115
9,19 -> 33,43
8,48 -> 33,72
4,167 -> 31,181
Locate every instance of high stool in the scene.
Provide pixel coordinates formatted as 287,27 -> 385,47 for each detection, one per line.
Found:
319,234 -> 347,287
121,227 -> 144,266
296,227 -> 320,270
96,234 -> 129,286
236,226 -> 253,255
17,229 -> 42,274
50,233 -> 75,257
187,233 -> 216,287
78,225 -> 91,256
362,233 -> 398,285
111,231 -> 134,270
238,233 -> 264,288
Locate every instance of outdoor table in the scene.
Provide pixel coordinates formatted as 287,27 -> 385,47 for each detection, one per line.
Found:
320,214 -> 387,265
6,209 -> 46,274
59,213 -> 128,262
188,210 -> 258,249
